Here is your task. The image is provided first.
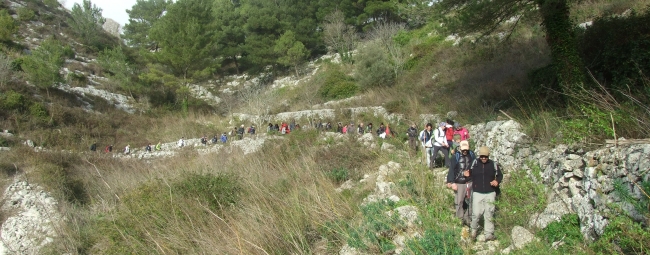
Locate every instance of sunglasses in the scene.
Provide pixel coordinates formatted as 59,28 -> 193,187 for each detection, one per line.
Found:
479,156 -> 489,159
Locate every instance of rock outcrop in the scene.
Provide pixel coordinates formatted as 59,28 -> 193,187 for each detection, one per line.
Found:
0,180 -> 62,255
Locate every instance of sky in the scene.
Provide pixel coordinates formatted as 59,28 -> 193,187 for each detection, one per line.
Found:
63,0 -> 136,26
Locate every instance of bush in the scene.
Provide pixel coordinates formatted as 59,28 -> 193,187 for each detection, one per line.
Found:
591,214 -> 650,254
578,8 -> 650,92
345,200 -> 406,253
66,71 -> 87,87
316,65 -> 358,100
405,229 -> 463,255
539,214 -> 583,251
354,42 -> 395,88
326,167 -> 349,184
21,38 -> 68,92
17,7 -> 36,21
1,90 -> 27,111
172,173 -> 241,212
0,10 -> 18,42
494,168 -> 547,238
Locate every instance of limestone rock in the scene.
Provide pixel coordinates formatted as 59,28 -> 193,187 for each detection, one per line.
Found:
511,226 -> 536,249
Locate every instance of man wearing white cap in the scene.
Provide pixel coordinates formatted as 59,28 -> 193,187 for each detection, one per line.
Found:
446,140 -> 475,226
432,122 -> 450,168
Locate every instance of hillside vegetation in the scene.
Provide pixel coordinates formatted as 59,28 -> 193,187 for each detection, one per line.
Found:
0,0 -> 649,254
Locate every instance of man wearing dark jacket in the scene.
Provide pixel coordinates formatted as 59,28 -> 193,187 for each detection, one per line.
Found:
467,146 -> 502,241
446,140 -> 475,226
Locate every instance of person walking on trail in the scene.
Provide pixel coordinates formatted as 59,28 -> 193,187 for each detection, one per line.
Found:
145,143 -> 152,152
432,122 -> 450,168
419,123 -> 435,169
445,120 -> 455,150
178,137 -> 185,148
342,124 -> 348,134
454,122 -> 470,141
446,140 -> 475,226
124,144 -> 131,155
407,124 -> 418,152
248,125 -> 256,135
220,133 -> 228,143
468,146 -> 502,242
384,124 -> 392,138
211,135 -> 218,144
201,135 -> 207,145
358,122 -> 365,135
155,142 -> 162,151
237,125 -> 245,139
377,123 -> 386,138
90,143 -> 97,152
105,144 -> 113,153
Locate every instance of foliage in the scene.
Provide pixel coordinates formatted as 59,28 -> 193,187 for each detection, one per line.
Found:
591,213 -> 650,254
16,7 -> 36,21
0,53 -> 11,87
345,200 -> 404,252
123,0 -> 172,50
1,90 -> 27,111
0,9 -> 18,42
97,47 -> 138,95
316,65 -> 358,100
149,0 -> 216,81
404,229 -> 463,255
354,42 -> 395,88
43,0 -> 59,7
494,169 -> 547,236
560,105 -> 624,144
539,214 -> 583,251
21,38 -> 69,93
68,0 -> 106,48
326,167 -> 349,184
171,172 -> 242,212
274,30 -> 309,76
578,8 -> 650,92
28,152 -> 88,205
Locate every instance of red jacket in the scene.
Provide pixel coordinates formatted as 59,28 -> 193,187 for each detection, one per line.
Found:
454,127 -> 470,141
445,127 -> 454,140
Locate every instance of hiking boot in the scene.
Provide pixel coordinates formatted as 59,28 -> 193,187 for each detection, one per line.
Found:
470,230 -> 477,241
484,234 -> 497,242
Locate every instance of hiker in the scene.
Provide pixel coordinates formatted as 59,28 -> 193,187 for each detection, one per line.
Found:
468,146 -> 502,242
407,124 -> 418,152
419,123 -> 435,168
281,122 -> 290,134
145,143 -> 152,152
201,135 -> 207,145
104,144 -> 113,153
446,140 -> 475,226
348,123 -> 355,135
290,120 -> 296,132
342,124 -> 348,134
377,123 -> 386,138
90,143 -> 97,152
326,122 -> 332,130
366,123 -> 373,133
384,123 -> 392,138
454,122 -> 470,141
237,125 -> 245,139
220,133 -> 227,143
432,122 -> 450,168
451,132 -> 462,155
155,142 -> 161,151
211,135 -> 218,144
178,137 -> 185,148
358,122 -> 365,135
445,120 -> 455,150
248,125 -> 256,135
124,144 -> 130,155
337,122 -> 343,133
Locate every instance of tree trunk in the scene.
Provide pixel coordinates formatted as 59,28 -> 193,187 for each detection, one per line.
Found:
233,55 -> 240,75
538,0 -> 586,95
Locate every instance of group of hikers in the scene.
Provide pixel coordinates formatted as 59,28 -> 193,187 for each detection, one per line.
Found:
89,117 -> 500,241
417,120 -> 502,242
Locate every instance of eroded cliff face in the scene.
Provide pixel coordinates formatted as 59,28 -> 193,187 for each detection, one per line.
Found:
470,120 -> 649,241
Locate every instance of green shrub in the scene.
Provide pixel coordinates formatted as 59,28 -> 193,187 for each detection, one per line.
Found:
561,105 -> 624,144
354,42 -> 395,88
172,172 -> 241,212
591,214 -> 650,254
384,99 -> 408,114
21,38 -> 67,93
1,90 -> 27,111
29,102 -> 49,119
316,65 -> 358,100
0,10 -> 18,42
66,71 -> 87,87
404,229 -> 463,255
540,214 -> 583,251
17,7 -> 36,21
578,8 -> 650,92
32,162 -> 88,204
345,200 -> 405,253
327,168 -> 349,184
43,0 -> 59,7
